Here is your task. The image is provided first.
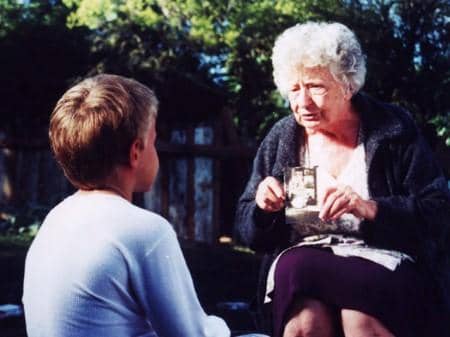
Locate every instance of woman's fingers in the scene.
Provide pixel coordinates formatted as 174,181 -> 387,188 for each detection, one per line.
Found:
267,177 -> 285,200
256,177 -> 285,212
330,188 -> 361,219
320,186 -> 358,221
256,180 -> 378,219
320,185 -> 378,221
257,192 -> 284,211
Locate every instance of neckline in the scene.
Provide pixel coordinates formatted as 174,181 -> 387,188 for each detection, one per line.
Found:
303,126 -> 363,179
76,189 -> 129,201
321,143 -> 364,181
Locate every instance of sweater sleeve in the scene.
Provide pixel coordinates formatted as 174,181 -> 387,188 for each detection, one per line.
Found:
235,126 -> 291,253
362,133 -> 450,258
134,223 -> 230,337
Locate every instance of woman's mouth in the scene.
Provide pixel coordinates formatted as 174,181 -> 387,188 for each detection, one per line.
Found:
301,113 -> 318,121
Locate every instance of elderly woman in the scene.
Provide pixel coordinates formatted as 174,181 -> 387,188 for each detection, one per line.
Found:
236,22 -> 450,337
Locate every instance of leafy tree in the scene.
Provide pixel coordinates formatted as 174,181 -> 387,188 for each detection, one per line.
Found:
320,0 -> 449,145
2,0 -> 448,146
61,0 -> 335,141
0,0 -> 22,38
430,114 -> 450,147
61,0 -> 229,132
61,0 -> 450,146
0,0 -> 92,139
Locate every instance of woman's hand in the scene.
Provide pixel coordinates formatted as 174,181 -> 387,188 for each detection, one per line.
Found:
255,177 -> 285,212
319,185 -> 378,221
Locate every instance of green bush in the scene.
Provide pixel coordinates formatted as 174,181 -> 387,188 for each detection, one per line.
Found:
430,114 -> 450,147
0,205 -> 48,244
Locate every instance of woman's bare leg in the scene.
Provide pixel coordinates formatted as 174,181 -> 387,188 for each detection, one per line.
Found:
283,298 -> 334,337
341,309 -> 395,337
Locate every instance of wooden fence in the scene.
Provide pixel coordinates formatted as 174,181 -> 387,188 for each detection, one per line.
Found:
0,126 -> 255,244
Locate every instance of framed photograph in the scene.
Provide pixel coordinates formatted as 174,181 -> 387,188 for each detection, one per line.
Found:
284,166 -> 328,235
284,166 -> 318,210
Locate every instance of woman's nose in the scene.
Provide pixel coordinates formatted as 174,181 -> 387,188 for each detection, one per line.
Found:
297,88 -> 312,107
289,87 -> 313,113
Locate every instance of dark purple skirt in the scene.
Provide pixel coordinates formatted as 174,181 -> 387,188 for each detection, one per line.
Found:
270,247 -> 438,337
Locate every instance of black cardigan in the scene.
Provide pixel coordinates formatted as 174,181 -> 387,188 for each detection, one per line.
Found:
235,92 -> 450,318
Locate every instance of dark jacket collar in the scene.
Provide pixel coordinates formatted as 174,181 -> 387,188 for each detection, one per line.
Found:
353,92 -> 416,145
273,92 -> 417,173
271,115 -> 300,178
353,92 -> 418,168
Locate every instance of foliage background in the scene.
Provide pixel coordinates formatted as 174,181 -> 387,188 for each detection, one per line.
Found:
0,0 -> 448,145
0,2 -> 448,334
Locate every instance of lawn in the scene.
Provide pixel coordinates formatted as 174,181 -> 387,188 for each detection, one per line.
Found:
0,235 -> 29,337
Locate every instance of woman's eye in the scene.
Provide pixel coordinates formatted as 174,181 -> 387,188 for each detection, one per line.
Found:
288,86 -> 300,98
309,85 -> 326,95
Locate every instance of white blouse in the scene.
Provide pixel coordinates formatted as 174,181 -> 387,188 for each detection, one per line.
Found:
264,142 -> 414,303
314,142 -> 370,232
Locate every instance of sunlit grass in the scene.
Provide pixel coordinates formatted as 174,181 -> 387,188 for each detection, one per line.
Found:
0,234 -> 33,256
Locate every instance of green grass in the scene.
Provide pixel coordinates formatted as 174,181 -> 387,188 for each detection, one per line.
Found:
0,234 -> 30,303
0,234 -> 33,253
0,234 -> 30,337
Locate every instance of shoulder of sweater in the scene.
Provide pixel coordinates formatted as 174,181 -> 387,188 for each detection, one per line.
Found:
126,204 -> 173,231
262,115 -> 297,143
110,206 -> 176,250
357,92 -> 419,142
272,114 -> 296,131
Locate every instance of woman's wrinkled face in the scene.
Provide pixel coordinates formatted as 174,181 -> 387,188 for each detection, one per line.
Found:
288,67 -> 350,133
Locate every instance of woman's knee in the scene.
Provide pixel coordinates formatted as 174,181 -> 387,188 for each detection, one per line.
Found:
275,248 -> 318,286
341,309 -> 394,337
283,298 -> 334,337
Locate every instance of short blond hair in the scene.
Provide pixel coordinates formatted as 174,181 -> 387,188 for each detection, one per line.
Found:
49,74 -> 158,189
272,21 -> 366,97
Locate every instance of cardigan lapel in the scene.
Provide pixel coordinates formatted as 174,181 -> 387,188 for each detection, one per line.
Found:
354,92 -> 406,172
272,115 -> 302,179
269,93 -> 408,185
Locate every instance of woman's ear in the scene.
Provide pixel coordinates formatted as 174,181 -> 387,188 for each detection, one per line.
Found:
344,84 -> 353,101
129,138 -> 144,169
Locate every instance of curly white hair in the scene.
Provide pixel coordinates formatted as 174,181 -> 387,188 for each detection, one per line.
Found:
272,21 -> 366,98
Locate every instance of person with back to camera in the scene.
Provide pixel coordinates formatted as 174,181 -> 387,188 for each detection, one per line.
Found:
236,22 -> 450,337
22,74 -> 231,337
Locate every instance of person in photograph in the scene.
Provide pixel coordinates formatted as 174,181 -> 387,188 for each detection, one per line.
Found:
23,74 -> 230,337
236,21 -> 450,337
